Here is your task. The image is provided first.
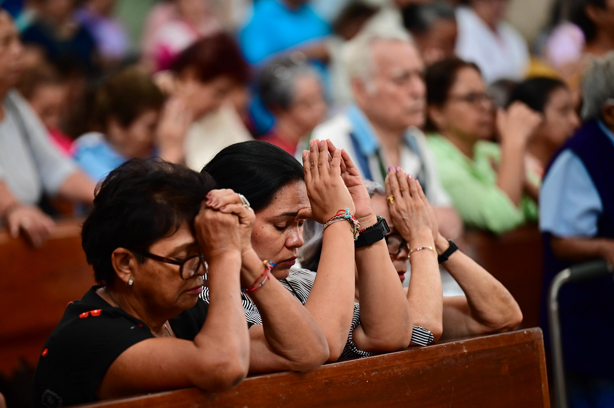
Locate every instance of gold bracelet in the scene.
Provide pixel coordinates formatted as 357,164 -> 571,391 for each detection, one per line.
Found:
409,246 -> 438,258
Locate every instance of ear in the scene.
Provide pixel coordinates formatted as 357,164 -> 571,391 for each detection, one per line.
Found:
351,77 -> 371,109
602,104 -> 614,129
585,4 -> 602,26
106,117 -> 125,140
427,105 -> 447,130
111,248 -> 139,285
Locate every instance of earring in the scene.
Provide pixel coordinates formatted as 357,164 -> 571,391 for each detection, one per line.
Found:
128,278 -> 134,286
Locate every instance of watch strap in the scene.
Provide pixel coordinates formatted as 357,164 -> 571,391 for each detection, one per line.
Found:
354,216 -> 390,248
437,239 -> 458,264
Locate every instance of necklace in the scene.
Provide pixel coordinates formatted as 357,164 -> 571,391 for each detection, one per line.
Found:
104,287 -> 173,338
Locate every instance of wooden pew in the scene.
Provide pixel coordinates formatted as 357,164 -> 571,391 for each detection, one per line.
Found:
463,225 -> 544,328
0,219 -> 95,375
79,328 -> 550,408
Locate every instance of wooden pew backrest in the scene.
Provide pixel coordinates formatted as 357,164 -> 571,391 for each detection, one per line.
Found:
78,328 -> 550,408
463,225 -> 544,328
0,220 -> 95,375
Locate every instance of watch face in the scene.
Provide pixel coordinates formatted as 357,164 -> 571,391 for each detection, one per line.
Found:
378,216 -> 391,235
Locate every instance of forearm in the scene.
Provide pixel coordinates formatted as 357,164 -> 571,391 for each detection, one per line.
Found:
353,216 -> 412,351
305,222 -> 356,361
158,145 -> 185,165
243,251 -> 328,372
405,231 -> 443,341
436,235 -> 522,336
551,236 -> 613,262
196,253 -> 250,366
496,141 -> 526,207
57,171 -> 96,204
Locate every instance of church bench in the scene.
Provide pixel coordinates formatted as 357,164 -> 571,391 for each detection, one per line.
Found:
0,219 -> 94,375
463,225 -> 544,328
78,328 -> 550,408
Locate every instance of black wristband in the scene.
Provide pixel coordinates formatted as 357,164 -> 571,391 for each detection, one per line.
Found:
437,239 -> 458,264
355,216 -> 390,249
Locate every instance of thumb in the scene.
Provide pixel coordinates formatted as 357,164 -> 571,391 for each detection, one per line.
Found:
9,219 -> 20,238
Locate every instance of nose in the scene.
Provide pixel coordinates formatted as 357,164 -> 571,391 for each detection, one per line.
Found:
286,229 -> 305,250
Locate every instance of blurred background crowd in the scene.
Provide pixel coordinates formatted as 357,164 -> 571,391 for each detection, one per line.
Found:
0,0 -> 613,407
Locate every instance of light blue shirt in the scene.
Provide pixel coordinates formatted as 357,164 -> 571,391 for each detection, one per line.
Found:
239,0 -> 331,65
72,133 -> 127,182
539,121 -> 614,237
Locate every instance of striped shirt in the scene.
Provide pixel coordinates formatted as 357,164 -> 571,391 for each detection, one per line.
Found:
201,267 -> 434,360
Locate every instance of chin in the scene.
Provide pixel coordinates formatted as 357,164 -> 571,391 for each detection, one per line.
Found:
272,266 -> 291,281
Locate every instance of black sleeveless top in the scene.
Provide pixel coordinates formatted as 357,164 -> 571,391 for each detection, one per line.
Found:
32,286 -> 209,408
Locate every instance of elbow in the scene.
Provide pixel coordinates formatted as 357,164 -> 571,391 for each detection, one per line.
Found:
502,305 -> 523,331
287,336 -> 330,372
325,343 -> 344,363
412,320 -> 443,344
194,354 -> 248,392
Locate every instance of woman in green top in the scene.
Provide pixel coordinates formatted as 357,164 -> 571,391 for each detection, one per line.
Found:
424,58 -> 542,234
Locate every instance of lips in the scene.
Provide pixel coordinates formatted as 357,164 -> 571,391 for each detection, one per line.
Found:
397,271 -> 406,282
279,257 -> 297,266
186,286 -> 203,294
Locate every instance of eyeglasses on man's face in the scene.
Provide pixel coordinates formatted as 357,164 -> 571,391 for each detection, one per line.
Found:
138,252 -> 207,280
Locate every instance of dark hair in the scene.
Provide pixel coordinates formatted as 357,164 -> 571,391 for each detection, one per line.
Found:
425,57 -> 481,131
402,1 -> 456,35
506,77 -> 568,112
570,0 -> 606,42
94,66 -> 165,132
203,141 -> 304,211
170,32 -> 250,85
82,159 -> 215,284
17,62 -> 65,100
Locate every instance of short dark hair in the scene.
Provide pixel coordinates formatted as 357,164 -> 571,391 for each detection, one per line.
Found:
203,141 -> 304,212
82,159 -> 215,284
170,32 -> 250,85
94,66 -> 165,132
570,0 -> 606,42
506,77 -> 568,113
402,1 -> 456,35
425,57 -> 481,131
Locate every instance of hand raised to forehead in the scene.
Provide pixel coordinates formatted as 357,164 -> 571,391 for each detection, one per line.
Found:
204,189 -> 255,255
194,201 -> 241,262
302,139 -> 355,224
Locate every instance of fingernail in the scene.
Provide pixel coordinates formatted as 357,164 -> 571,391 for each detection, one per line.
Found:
303,150 -> 307,158
220,206 -> 226,210
396,166 -> 401,172
320,140 -> 325,148
388,166 -> 393,172
206,199 -> 212,205
408,174 -> 413,179
213,202 -> 218,206
206,192 -> 212,198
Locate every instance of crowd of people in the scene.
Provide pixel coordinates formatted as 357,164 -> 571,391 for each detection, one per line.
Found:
0,0 -> 612,407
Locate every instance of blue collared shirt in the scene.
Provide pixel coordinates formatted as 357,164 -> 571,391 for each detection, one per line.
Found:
539,121 -> 614,237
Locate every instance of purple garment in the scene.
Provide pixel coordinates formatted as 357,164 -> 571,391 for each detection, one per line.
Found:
75,8 -> 129,59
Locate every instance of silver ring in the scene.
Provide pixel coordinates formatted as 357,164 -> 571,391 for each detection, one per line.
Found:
238,194 -> 251,209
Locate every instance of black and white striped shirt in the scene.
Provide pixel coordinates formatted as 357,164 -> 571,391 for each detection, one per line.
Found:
201,267 -> 434,360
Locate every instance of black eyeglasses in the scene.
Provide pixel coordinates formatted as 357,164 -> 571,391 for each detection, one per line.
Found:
385,234 -> 409,256
138,252 -> 207,280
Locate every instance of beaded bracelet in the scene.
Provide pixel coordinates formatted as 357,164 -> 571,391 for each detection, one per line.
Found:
409,246 -> 438,258
242,260 -> 276,293
323,208 -> 361,240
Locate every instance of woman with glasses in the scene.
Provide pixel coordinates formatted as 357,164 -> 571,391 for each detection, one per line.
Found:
32,159 -> 328,407
203,140 -> 414,362
425,57 -> 543,234
301,170 -> 522,344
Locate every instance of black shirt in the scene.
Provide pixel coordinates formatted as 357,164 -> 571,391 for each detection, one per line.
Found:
32,286 -> 209,408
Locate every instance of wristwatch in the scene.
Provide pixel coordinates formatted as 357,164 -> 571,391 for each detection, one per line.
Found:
437,239 -> 459,264
355,215 -> 390,249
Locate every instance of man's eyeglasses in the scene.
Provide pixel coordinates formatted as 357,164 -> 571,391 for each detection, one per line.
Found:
138,252 -> 207,280
385,234 -> 409,256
